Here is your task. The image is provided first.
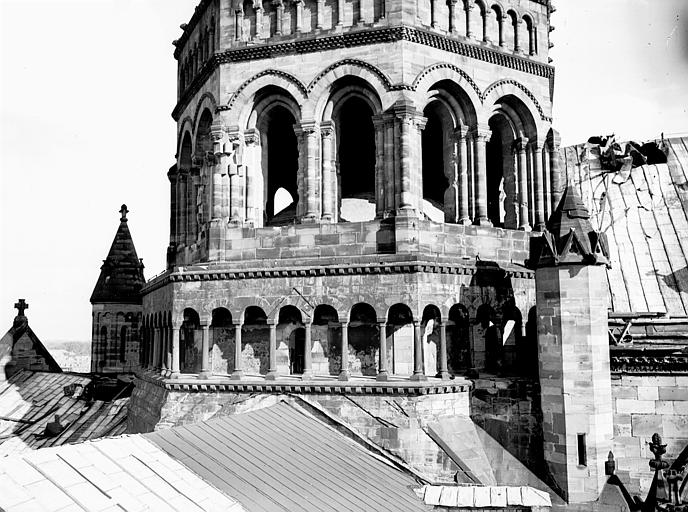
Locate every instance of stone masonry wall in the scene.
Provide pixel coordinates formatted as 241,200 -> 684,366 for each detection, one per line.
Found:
611,374 -> 688,498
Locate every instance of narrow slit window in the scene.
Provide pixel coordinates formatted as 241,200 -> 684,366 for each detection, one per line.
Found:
577,434 -> 587,466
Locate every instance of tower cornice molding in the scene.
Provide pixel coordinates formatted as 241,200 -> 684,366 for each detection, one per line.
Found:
172,25 -> 554,121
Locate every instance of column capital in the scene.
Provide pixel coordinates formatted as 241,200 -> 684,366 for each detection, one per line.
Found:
453,122 -> 470,140
272,0 -> 283,6
320,120 -> 334,138
513,136 -> 529,151
243,128 -> 260,146
527,139 -> 545,151
377,317 -> 387,325
471,126 -> 492,141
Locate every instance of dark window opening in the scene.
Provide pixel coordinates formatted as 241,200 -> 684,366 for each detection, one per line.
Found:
577,433 -> 587,467
338,97 -> 375,215
421,106 -> 449,211
266,106 -> 299,225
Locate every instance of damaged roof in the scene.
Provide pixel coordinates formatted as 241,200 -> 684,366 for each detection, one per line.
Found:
560,136 -> 688,316
0,371 -> 128,457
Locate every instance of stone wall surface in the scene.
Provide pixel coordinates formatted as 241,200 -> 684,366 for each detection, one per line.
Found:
611,374 -> 688,498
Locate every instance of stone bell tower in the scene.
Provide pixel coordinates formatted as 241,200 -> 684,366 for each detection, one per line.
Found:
528,184 -> 613,503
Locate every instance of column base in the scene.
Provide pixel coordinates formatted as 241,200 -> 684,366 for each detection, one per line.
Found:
300,215 -> 319,224
199,371 -> 212,380
338,370 -> 350,381
229,370 -> 244,380
518,224 -> 532,232
534,223 -> 546,232
396,207 -> 417,218
265,371 -> 279,381
473,218 -> 493,227
169,371 -> 181,379
436,371 -> 450,380
410,373 -> 428,381
458,217 -> 472,225
376,372 -> 389,382
300,371 -> 313,380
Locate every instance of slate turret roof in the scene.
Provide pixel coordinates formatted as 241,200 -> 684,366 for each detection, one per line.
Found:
90,205 -> 145,304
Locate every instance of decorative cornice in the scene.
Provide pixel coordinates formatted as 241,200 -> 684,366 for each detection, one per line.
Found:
411,62 -> 482,100
611,354 -> 688,375
138,371 -> 472,394
173,25 -> 554,121
142,261 -> 533,294
307,58 -> 394,93
226,69 -> 308,112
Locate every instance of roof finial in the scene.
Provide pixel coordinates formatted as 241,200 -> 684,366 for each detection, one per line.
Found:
14,299 -> 28,317
120,204 -> 129,222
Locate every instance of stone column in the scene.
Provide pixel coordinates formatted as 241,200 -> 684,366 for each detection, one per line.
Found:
321,122 -> 334,222
187,166 -> 200,245
528,23 -> 535,55
336,0 -> 344,27
166,326 -> 173,376
437,321 -> 449,379
235,8 -> 244,41
300,121 -> 319,222
530,140 -> 545,231
457,126 -> 471,224
231,322 -> 244,380
273,0 -> 284,35
464,3 -> 473,38
266,321 -> 278,380
513,19 -> 521,53
243,129 -> 260,225
448,0 -> 458,34
384,116 -> 395,215
339,322 -> 350,381
177,171 -> 188,246
359,0 -> 369,24
316,0 -> 324,28
377,319 -> 389,381
160,327 -> 168,374
515,137 -> 531,230
410,320 -> 427,381
430,0 -> 438,28
170,325 -> 181,378
373,116 -> 385,218
200,324 -> 211,379
472,126 -> 492,226
302,321 -> 313,379
254,4 -> 263,39
498,15 -> 505,46
295,0 -> 303,34
168,168 -> 178,247
481,6 -> 491,42
548,130 -> 563,214
395,104 -> 423,216
152,328 -> 160,370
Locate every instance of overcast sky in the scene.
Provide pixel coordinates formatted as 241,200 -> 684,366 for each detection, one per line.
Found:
1,0 -> 687,343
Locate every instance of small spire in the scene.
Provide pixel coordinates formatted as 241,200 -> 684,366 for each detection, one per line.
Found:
120,204 -> 129,222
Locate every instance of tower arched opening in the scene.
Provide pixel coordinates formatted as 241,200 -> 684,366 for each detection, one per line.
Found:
277,305 -> 305,375
211,307 -> 233,374
258,102 -> 299,225
180,308 -> 201,373
447,304 -> 470,374
242,306 -> 269,375
313,304 -> 339,375
387,303 -> 414,375
421,101 -> 451,222
421,305 -> 442,376
348,303 -> 378,376
335,96 -> 376,221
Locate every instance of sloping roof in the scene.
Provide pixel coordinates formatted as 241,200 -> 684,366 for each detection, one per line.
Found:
560,136 -> 688,315
145,401 -> 430,512
0,371 -> 128,457
1,317 -> 61,381
90,206 -> 145,304
0,434 -> 245,512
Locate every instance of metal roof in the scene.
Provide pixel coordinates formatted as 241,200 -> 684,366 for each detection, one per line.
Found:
0,434 -> 245,512
0,371 -> 128,457
145,401 -> 430,512
561,137 -> 688,316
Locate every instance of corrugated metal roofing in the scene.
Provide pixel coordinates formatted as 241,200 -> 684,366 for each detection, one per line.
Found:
0,371 -> 128,457
0,434 -> 245,512
145,401 -> 430,512
560,137 -> 688,316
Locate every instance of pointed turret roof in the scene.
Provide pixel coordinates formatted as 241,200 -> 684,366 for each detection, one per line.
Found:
90,205 -> 145,304
527,185 -> 611,269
